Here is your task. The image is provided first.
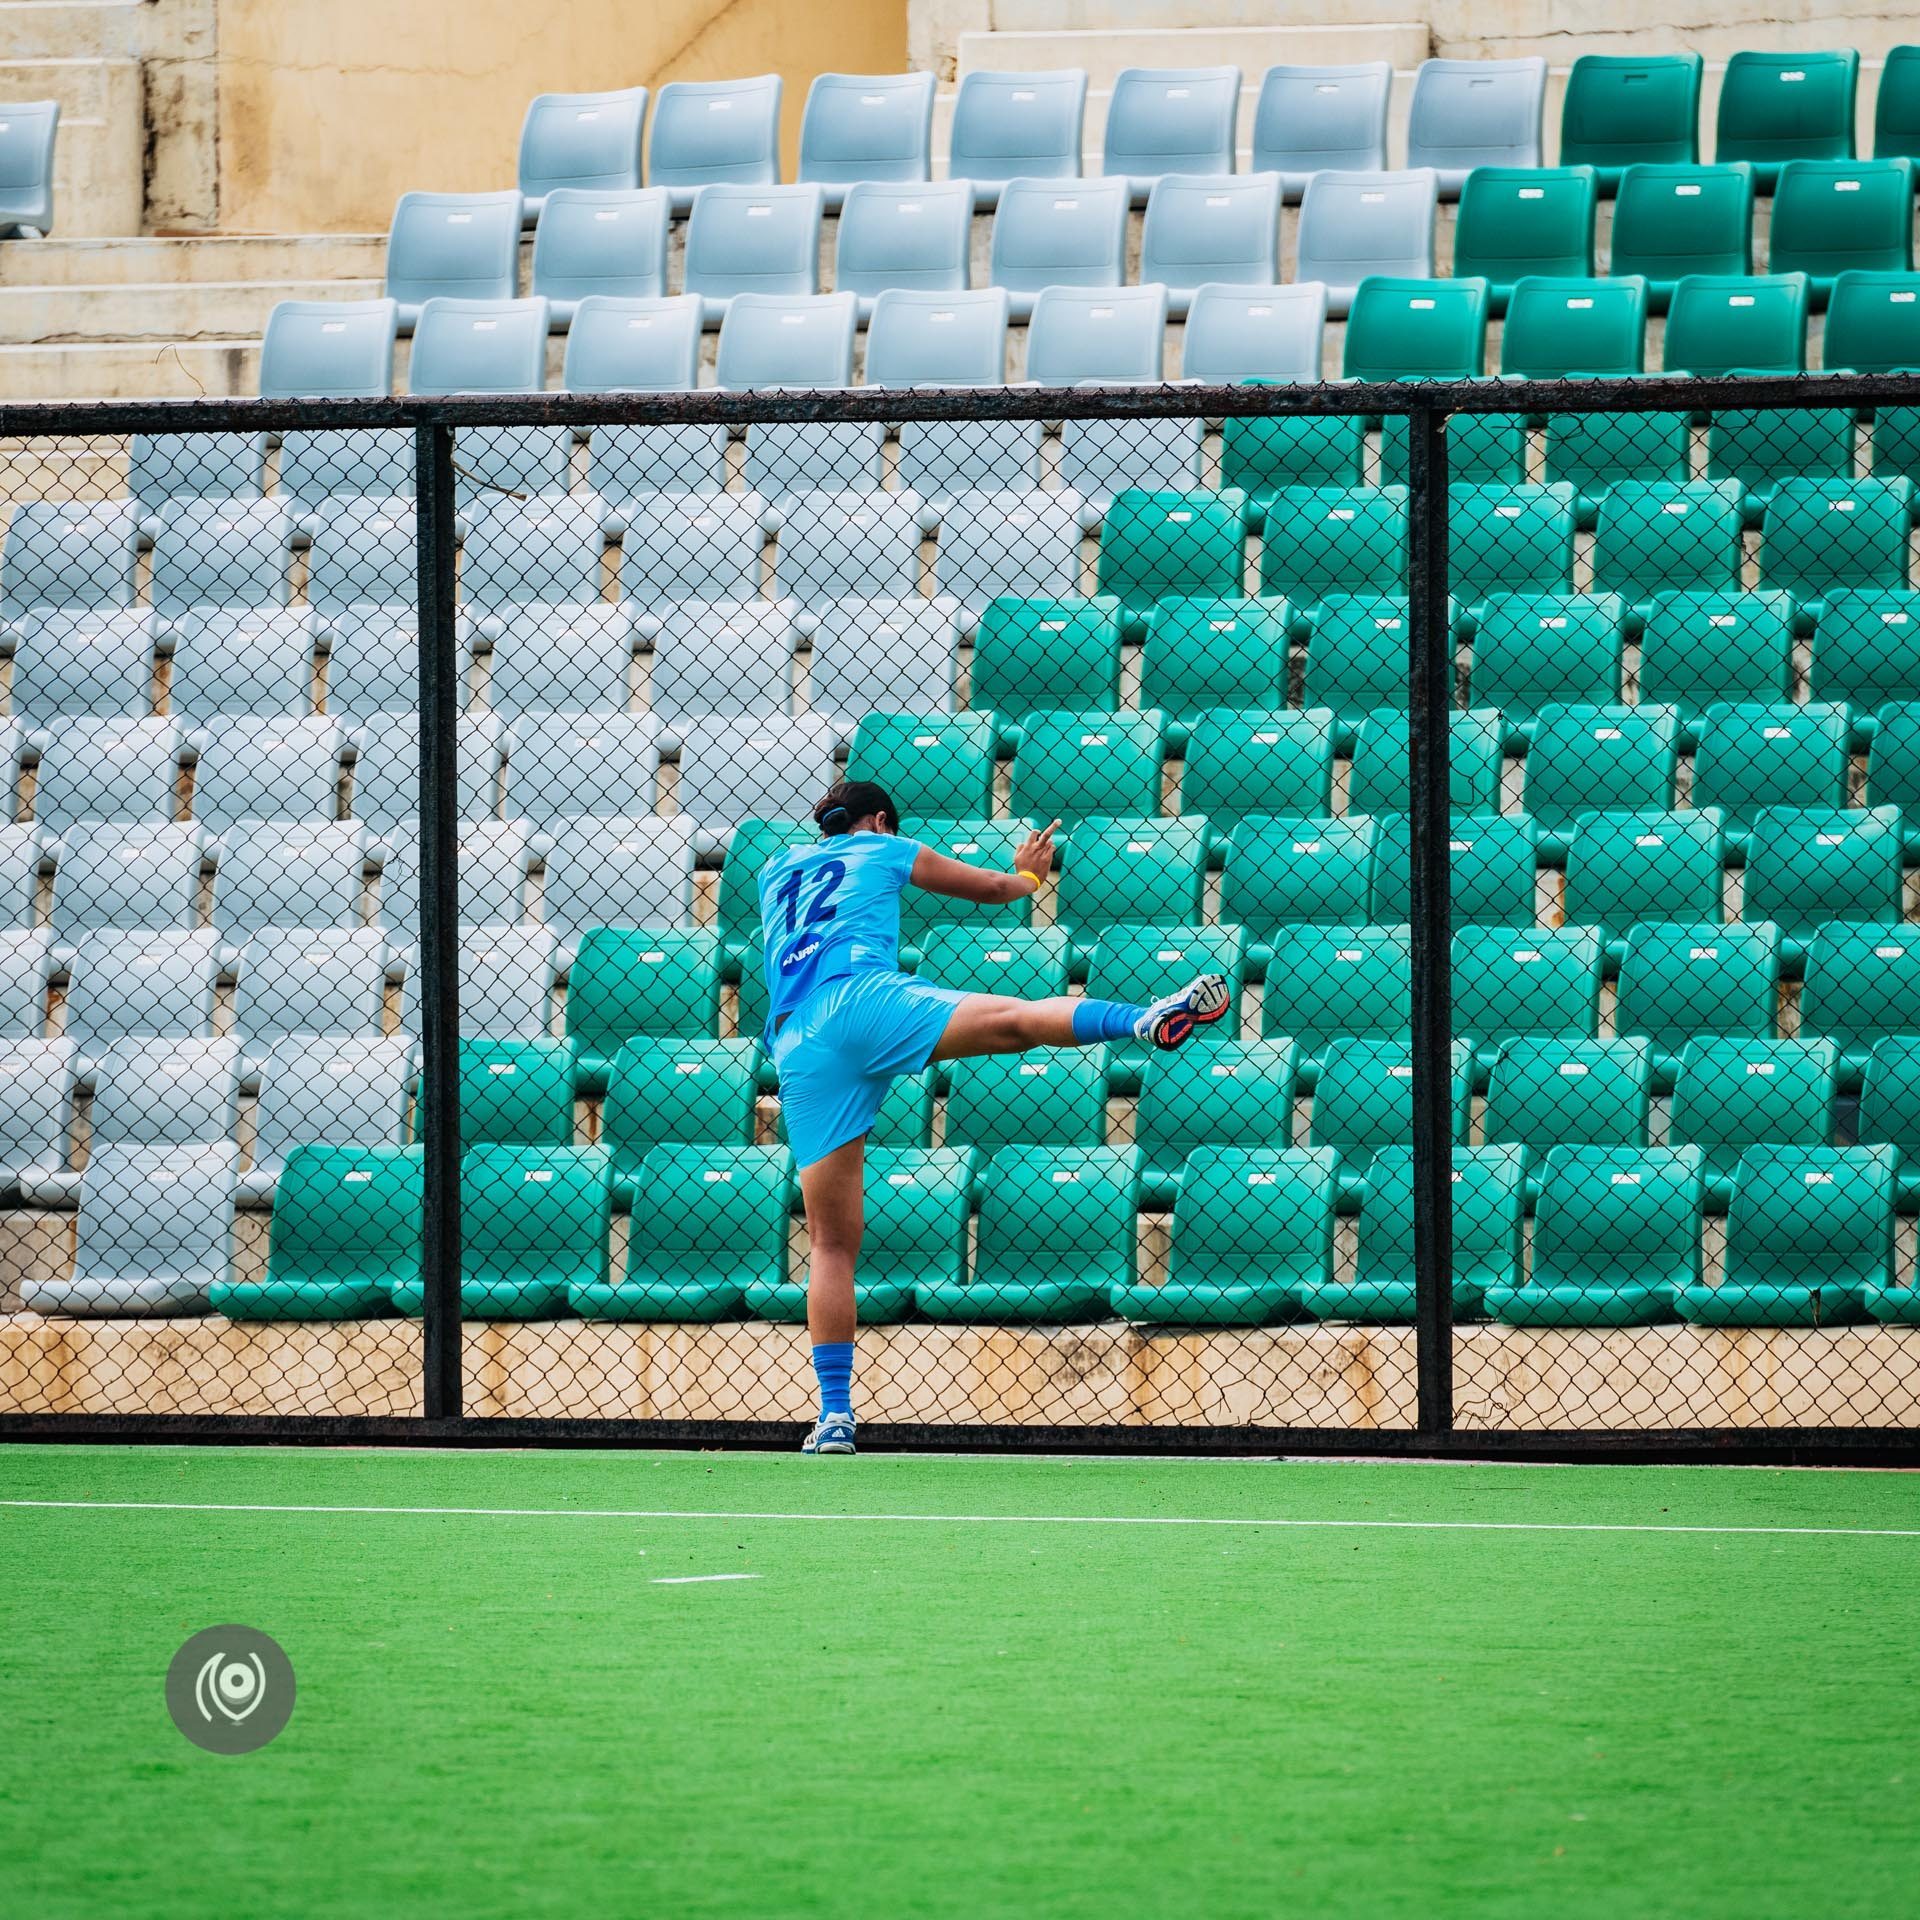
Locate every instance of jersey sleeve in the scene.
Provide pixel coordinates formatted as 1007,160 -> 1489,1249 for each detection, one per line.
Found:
883,836 -> 923,891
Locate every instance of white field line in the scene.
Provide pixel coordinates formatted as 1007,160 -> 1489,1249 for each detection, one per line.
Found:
651,1573 -> 762,1585
1,1498 -> 1917,1539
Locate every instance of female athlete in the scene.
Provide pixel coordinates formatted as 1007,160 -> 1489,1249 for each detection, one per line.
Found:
761,778 -> 1229,1454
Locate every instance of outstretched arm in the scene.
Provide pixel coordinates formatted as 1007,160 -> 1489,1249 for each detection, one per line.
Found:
909,820 -> 1059,905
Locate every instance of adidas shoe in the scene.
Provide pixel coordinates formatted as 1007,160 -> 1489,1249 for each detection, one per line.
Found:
801,1412 -> 857,1455
1133,972 -> 1232,1051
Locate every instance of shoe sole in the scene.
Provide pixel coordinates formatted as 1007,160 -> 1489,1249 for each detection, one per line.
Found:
1150,975 -> 1232,1050
804,1441 -> 856,1455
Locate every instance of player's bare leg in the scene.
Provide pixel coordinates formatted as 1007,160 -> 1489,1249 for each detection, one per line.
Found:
931,975 -> 1233,1062
796,1136 -> 865,1454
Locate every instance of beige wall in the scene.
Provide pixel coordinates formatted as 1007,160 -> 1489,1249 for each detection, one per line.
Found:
217,0 -> 908,235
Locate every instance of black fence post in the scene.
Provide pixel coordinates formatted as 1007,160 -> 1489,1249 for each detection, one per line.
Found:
1406,400 -> 1455,1437
415,419 -> 463,1422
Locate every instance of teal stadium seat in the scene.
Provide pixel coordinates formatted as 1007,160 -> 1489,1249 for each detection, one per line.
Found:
917,925 -> 1071,1002
1053,814 -> 1209,935
1866,701 -> 1920,814
1808,593 -> 1920,717
458,1038 -> 576,1148
1690,701 -> 1852,832
1262,924 -> 1409,1062
1637,592 -> 1796,738
1095,489 -> 1247,635
944,1049 -> 1107,1155
1009,709 -> 1166,825
1822,268 -> 1920,372
1368,813 -> 1538,928
1543,395 -> 1690,530
845,714 -> 997,822
1308,1037 -> 1471,1165
1521,702 -> 1680,838
971,597 -> 1124,717
1300,596 -> 1421,737
1614,920 -> 1780,1068
1801,921 -> 1920,1085
1344,275 -> 1488,377
1259,486 -> 1406,609
1470,592 -> 1625,729
1608,162 -> 1753,308
1482,1035 -> 1653,1161
1486,1145 -> 1701,1324
1876,45 -> 1920,163
604,1038 -> 758,1206
1591,481 -> 1744,605
1220,401 -> 1367,522
1348,708 -> 1505,817
1134,1038 -> 1298,1205
1221,815 -> 1377,937
1715,49 -> 1859,193
1501,275 -> 1647,376
1453,168 -> 1597,310
1767,159 -> 1913,304
1141,597 -> 1292,723
1858,1037 -> 1920,1223
1558,54 -> 1703,192
1110,1146 -> 1335,1327
1669,1037 -> 1836,1185
574,1143 -> 789,1322
1744,807 -> 1904,948
1180,707 -> 1335,832
566,928 -> 722,1084
1563,812 -> 1727,942
1449,484 -> 1574,614
1084,924 -> 1246,1066
1663,270 -> 1809,373
1453,924 -> 1603,1073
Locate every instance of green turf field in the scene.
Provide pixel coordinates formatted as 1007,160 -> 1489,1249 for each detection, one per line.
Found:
1,1446 -> 1914,1919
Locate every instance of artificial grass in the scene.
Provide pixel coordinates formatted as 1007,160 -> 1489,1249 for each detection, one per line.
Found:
0,1446 -> 1915,1920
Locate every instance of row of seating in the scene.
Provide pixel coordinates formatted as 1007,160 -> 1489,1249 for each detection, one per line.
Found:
32,1138 -> 1916,1330
503,50 -> 1920,225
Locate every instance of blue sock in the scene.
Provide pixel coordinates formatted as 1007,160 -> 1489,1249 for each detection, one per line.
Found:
1072,998 -> 1146,1044
812,1341 -> 854,1420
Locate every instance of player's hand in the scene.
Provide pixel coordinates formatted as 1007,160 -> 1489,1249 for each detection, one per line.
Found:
1015,820 -> 1059,884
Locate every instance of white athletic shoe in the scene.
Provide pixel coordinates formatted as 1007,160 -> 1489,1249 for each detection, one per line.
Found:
1133,973 -> 1232,1050
801,1412 -> 857,1455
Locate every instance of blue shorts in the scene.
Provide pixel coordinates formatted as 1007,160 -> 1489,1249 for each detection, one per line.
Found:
771,969 -> 968,1168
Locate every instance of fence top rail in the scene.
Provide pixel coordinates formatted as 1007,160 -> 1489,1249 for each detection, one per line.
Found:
5,372 -> 1920,440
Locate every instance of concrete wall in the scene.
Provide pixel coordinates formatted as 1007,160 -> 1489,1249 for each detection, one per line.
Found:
216,0 -> 908,235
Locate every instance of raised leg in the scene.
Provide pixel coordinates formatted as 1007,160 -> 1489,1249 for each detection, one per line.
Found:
798,1134 -> 867,1346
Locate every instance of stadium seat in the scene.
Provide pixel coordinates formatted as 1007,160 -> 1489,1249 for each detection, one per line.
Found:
1542,401 -> 1690,530
0,98 -> 57,236
946,1049 -> 1107,1155
896,820 -> 1037,953
1111,1146 -> 1335,1327
1500,274 -> 1647,377
1406,57 -> 1547,195
1260,486 -> 1407,608
1682,1145 -> 1888,1327
209,818 -> 370,938
1871,396 -> 1920,488
0,826 -> 38,929
349,711 -> 500,835
866,286 -> 1011,387
946,70 -> 1087,207
1637,591 -> 1797,736
2,500 -> 140,613
1180,282 -> 1327,382
772,490 -> 921,608
1452,167 -> 1598,309
1759,478 -> 1915,620
233,927 -> 391,1045
1558,53 -> 1703,192
164,607 -> 316,720
569,298 -> 723,508
1009,710 -> 1166,828
63,928 -> 220,1055
149,499 -> 292,612
1866,697 -> 1920,816
1138,173 -> 1282,316
714,818 -> 816,968
1607,163 -> 1754,307
1520,702 -> 1680,837
1858,1035 -> 1920,1170
1767,159 -> 1913,305
1452,923 -> 1603,1071
1033,812 -> 1199,939
82,1036 -> 241,1168
6,612 -> 153,724
411,297 -> 572,504
1591,480 -> 1744,604
1877,44 -> 1920,161
529,188 -> 671,326
806,598 -> 957,721
260,298 -> 401,485
1141,597 -> 1291,724
127,433 -> 264,518
1298,595 -> 1416,730
987,175 -> 1130,322
1102,66 -> 1240,202
1250,62 -> 1392,199
1028,282 -> 1167,383
602,1037 -> 757,1202
517,86 -> 646,223
1344,275 -> 1488,379
833,178 -> 972,319
899,419 -> 1042,506
1084,922 -> 1247,1061
218,1143 -> 421,1319
1309,1143 -> 1525,1322
574,1143 -> 784,1321
461,498 -> 604,610
1690,701 -> 1851,831
1259,921 -> 1413,1059
929,491 -> 1080,621
1449,484 -> 1575,613
683,183 -> 824,323
619,495 -> 765,602
1348,709 -> 1505,817
1663,271 -> 1810,375
869,1072 -> 937,1150
0,927 -> 50,1036
1095,489 -> 1247,633
1716,49 -> 1859,192
1486,1144 -> 1701,1325
500,713 -> 658,825
405,923 -> 555,1041
1368,811 -> 1538,928
375,819 -> 530,948
1294,169 -> 1439,317
1219,394 -> 1366,521
715,289 -> 859,392
30,716 -> 182,830
1135,1037 -> 1297,1202
483,604 -> 638,718
1470,592 -> 1625,727
23,1141 -> 238,1316
1221,817 -> 1376,936
457,1036 -> 576,1148
1669,1037 -> 1836,1183
1058,391 -> 1202,508
1181,708 -> 1335,832
564,926 -> 721,1081
675,715 -> 839,831
410,1143 -> 610,1319
385,189 -> 522,329
1822,268 -> 1920,372
972,595 -> 1122,716
1563,817 -> 1728,946
1746,807 -> 1904,948
532,814 -> 694,951
305,500 -> 419,610
844,714 -> 994,822
189,715 -> 344,830
919,1143 -> 1140,1322
639,599 -> 793,720
1482,1035 -> 1653,1160
1802,920 -> 1920,1083
916,924 -> 1068,1002
648,75 -> 783,215
1307,1036 -> 1470,1167
797,71 -> 935,209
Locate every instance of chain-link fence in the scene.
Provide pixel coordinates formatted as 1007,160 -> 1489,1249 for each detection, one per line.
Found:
0,376 -> 1916,1458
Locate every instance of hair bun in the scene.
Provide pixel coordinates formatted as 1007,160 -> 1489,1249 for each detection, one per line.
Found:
819,805 -> 852,835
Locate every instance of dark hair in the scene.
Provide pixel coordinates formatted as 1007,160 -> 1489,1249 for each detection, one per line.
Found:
814,779 -> 898,837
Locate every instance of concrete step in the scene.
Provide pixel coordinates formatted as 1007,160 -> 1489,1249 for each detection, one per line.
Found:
1,56 -> 141,237
956,22 -> 1432,90
0,231 -> 387,288
0,2 -> 144,61
0,337 -> 259,400
0,277 -> 385,345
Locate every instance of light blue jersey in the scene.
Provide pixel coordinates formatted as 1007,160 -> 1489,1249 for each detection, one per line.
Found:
757,831 -> 923,1044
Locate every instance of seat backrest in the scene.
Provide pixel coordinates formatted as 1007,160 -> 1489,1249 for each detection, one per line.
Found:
1355,1143 -> 1525,1302
1470,589 -> 1625,718
1609,163 -> 1754,286
988,175 -> 1130,293
1500,274 -> 1647,375
1102,66 -> 1240,188
931,490 -> 1081,618
234,926 -> 390,1043
1859,1033 -> 1920,1151
1142,595 -> 1291,720
1801,918 -> 1920,1056
1008,711 -> 1167,826
626,1143 -> 786,1274
1084,922 -> 1246,1040
974,1144 -> 1141,1289
300,500 -> 419,613
834,178 -> 972,299
1260,488 -> 1408,602
1876,45 -> 1920,161
1453,168 -> 1597,294
2,501 -> 140,614
90,1034 -> 242,1148
1137,1038 -> 1296,1172
675,715 -> 839,828
1592,479 -> 1744,600
1662,272 -> 1809,374
0,99 -> 59,234
0,927 -> 49,1038
1095,487 -> 1246,613
163,605 -> 316,721
683,183 -> 823,300
1251,63 -> 1391,192
33,715 -> 181,830
1407,57 -> 1547,182
1169,1146 -> 1337,1292
713,290 -> 859,388
536,813 -> 695,945
530,189 -> 671,307
619,494 -> 765,602
1691,699 -> 1851,827
1760,477 -> 1914,600
648,76 -> 782,196
350,710 -> 500,833
604,1038 -> 759,1171
1717,50 -> 1858,173
1725,1145 -> 1893,1293
950,69 -> 1086,184
645,597 -> 796,717
462,1144 -> 611,1284
385,190 -> 522,308
1368,808 -> 1536,927
565,927 -> 721,1059
1295,169 -> 1439,295
64,929 -> 220,1051
1053,814 -> 1209,933
864,287 -> 1010,386
1531,1144 -> 1702,1292
483,602 -> 637,717
210,818 -> 368,938
70,1142 -> 238,1305
1747,804 -> 1905,940
1559,53 -> 1703,182
1449,483 -> 1574,601
772,489 -> 922,607
946,1048 -> 1107,1153
1522,701 -> 1681,827
150,499 -> 292,612
918,923 -> 1067,1000
797,72 -> 935,188
502,712 -> 660,824
1823,269 -> 1920,372
1219,817 -> 1377,934
1670,1037 -> 1837,1173
1483,1035 -> 1652,1154
1768,159 -> 1914,284
846,714 -> 996,822
1563,817 -> 1728,945
1637,589 -> 1796,723
1139,173 -> 1282,292
1343,275 -> 1489,378
266,1142 -> 421,1285
975,603 -> 1122,721
1181,282 -> 1326,381
457,1037 -> 577,1148
409,296 -> 551,393
563,293 -> 702,391
806,595 -> 956,719
460,496 -> 605,608
518,87 -> 648,208
131,429 -> 265,508
1182,707 -> 1335,828
1452,923 -> 1603,1050
259,298 -> 399,398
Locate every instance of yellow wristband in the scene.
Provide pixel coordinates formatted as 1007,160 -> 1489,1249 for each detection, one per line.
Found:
1017,868 -> 1044,888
